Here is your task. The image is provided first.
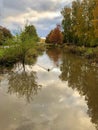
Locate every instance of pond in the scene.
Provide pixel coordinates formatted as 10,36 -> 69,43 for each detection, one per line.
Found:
0,47 -> 98,130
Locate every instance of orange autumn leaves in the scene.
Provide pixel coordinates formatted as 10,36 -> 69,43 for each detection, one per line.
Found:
45,25 -> 63,44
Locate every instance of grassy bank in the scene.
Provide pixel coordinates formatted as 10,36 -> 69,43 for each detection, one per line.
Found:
64,45 -> 98,65
45,44 -> 98,65
0,43 -> 45,67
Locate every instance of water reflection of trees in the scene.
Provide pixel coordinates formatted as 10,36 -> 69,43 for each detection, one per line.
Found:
8,71 -> 42,102
60,52 -> 98,129
46,47 -> 62,66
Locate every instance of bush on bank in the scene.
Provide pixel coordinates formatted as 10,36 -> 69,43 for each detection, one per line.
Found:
0,24 -> 45,67
64,45 -> 98,64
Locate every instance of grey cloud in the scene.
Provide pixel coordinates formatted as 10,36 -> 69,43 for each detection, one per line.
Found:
0,0 -> 3,16
30,1 -> 61,12
35,16 -> 62,28
3,0 -> 27,11
1,0 -> 71,37
3,8 -> 24,19
2,0 -> 62,22
3,0 -> 62,13
4,14 -> 62,37
32,16 -> 62,37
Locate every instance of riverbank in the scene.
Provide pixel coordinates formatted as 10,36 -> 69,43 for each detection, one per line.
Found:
64,45 -> 98,65
1,42 -> 98,67
0,44 -> 45,67
45,43 -> 98,66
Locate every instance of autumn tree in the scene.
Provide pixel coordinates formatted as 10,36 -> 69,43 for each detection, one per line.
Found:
61,7 -> 72,43
0,26 -> 12,45
93,0 -> 98,42
45,25 -> 63,44
81,0 -> 95,46
71,1 -> 79,44
45,30 -> 53,43
72,0 -> 91,46
61,0 -> 98,47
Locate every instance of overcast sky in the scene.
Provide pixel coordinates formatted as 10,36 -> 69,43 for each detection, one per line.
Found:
0,0 -> 72,37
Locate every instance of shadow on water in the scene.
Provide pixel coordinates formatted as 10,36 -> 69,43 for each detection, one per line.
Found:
59,50 -> 98,129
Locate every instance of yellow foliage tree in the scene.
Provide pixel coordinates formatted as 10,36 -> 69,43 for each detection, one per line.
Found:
93,0 -> 98,37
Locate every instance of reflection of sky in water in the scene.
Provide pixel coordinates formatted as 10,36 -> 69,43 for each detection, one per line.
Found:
37,52 -> 54,67
0,53 -> 96,130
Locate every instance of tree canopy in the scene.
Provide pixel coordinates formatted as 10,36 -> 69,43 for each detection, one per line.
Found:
0,24 -> 39,68
45,25 -> 63,44
61,0 -> 98,47
0,26 -> 12,45
20,24 -> 39,42
93,0 -> 98,38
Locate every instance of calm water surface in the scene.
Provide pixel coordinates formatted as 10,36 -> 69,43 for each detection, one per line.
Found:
0,48 -> 98,130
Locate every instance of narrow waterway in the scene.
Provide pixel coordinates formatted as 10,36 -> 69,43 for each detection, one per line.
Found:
0,47 -> 98,130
